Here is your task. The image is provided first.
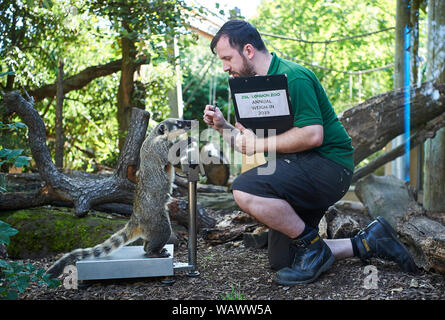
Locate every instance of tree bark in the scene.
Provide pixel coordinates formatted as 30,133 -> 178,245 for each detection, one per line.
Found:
3,91 -> 149,217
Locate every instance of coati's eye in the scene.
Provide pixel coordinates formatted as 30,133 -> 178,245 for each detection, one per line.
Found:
158,124 -> 166,135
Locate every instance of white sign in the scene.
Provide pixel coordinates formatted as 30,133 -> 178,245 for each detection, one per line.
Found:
234,89 -> 290,119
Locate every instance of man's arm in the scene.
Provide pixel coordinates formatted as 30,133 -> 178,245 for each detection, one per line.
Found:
203,104 -> 240,149
264,125 -> 324,153
234,122 -> 323,155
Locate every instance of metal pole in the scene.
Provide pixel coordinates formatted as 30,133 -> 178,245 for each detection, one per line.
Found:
187,178 -> 199,277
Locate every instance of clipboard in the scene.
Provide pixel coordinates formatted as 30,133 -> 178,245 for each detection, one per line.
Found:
229,74 -> 294,137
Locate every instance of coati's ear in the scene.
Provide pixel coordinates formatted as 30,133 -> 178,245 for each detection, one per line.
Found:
158,124 -> 166,135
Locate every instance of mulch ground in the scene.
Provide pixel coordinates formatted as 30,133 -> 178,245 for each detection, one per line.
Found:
15,237 -> 445,301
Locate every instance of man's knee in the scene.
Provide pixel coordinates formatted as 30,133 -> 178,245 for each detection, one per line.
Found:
232,189 -> 253,211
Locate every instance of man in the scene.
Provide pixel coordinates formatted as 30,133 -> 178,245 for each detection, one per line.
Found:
203,20 -> 416,285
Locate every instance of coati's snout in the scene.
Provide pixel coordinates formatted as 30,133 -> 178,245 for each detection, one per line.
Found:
176,119 -> 192,130
155,118 -> 196,141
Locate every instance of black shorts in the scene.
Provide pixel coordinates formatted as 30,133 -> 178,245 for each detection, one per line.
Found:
230,150 -> 352,270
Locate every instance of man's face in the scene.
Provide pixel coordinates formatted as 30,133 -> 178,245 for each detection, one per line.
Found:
215,35 -> 255,77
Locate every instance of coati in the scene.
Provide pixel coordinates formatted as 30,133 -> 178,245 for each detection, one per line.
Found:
45,118 -> 192,278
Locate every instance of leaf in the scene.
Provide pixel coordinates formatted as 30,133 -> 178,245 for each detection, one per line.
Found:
0,149 -> 11,158
6,149 -> 23,160
4,290 -> 18,300
0,259 -> 11,269
14,122 -> 27,129
14,156 -> 31,168
15,275 -> 31,293
0,221 -> 19,246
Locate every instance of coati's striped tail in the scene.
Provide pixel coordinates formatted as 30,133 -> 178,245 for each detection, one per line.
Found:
45,221 -> 142,278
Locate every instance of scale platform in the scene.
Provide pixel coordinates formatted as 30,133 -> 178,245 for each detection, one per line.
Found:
76,245 -> 175,281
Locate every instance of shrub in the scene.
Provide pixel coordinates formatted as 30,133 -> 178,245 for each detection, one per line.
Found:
0,220 -> 60,299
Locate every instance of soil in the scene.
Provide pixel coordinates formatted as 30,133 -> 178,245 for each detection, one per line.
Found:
13,233 -> 445,301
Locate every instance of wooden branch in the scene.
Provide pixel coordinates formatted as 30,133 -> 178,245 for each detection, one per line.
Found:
28,56 -> 150,102
3,91 -> 150,217
340,81 -> 445,165
352,111 -> 445,182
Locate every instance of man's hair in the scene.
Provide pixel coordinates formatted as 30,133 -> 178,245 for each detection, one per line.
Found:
210,19 -> 267,55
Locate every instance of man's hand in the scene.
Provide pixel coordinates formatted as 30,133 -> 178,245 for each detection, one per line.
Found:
203,105 -> 226,130
234,122 -> 261,156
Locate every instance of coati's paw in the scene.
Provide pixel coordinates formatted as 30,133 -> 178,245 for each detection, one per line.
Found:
144,248 -> 170,258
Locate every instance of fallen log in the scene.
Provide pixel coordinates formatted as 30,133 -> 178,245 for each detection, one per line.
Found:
201,224 -> 258,245
340,81 -> 445,166
352,111 -> 445,183
167,197 -> 216,231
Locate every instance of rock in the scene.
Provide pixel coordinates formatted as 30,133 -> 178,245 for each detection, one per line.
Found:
355,174 -> 417,228
399,216 -> 445,274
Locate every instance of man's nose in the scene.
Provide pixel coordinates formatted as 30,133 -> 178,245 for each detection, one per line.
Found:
222,63 -> 230,73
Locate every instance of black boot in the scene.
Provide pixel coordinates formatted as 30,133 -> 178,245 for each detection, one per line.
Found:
275,228 -> 335,285
352,216 -> 417,273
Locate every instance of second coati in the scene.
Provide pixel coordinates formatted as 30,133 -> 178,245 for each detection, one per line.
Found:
46,118 -> 192,278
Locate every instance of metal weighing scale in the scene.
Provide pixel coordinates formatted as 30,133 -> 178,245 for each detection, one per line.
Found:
76,138 -> 203,282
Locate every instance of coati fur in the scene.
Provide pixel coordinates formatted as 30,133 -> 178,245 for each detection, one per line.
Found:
45,119 -> 192,278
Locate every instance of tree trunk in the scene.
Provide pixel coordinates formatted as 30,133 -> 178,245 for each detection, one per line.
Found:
117,24 -> 137,152
3,91 -> 149,217
423,0 -> 445,212
55,59 -> 64,169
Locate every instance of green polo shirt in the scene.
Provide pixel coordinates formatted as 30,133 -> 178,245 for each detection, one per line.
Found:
267,53 -> 354,172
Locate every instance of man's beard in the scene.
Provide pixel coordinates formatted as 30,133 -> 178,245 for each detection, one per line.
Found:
230,55 -> 256,77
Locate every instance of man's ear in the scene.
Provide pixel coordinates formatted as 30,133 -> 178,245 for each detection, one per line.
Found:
243,43 -> 255,60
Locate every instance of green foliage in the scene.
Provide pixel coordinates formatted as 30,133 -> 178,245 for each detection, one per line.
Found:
0,116 -> 31,173
220,282 -> 245,300
251,0 -> 397,113
0,0 -> 195,171
0,148 -> 31,168
0,220 -> 18,246
0,220 -> 60,300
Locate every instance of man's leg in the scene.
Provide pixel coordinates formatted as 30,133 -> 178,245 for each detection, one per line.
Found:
324,239 -> 354,260
232,190 -> 305,238
233,189 -> 336,284
233,190 -> 355,260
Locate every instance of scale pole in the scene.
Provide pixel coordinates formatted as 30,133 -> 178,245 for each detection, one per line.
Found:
187,178 -> 199,277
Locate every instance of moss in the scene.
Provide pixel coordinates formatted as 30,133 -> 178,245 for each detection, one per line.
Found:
0,207 -> 128,259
